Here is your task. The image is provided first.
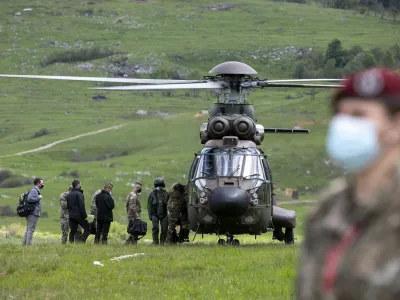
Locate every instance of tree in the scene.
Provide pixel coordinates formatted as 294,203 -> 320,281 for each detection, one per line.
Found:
389,5 -> 398,21
325,39 -> 348,67
362,51 -> 378,68
372,2 -> 385,16
348,45 -> 363,59
323,59 -> 341,78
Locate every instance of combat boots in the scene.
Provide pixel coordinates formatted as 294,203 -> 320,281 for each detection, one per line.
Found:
179,228 -> 190,243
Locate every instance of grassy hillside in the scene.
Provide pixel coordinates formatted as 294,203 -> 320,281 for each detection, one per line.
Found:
0,0 -> 397,233
0,2 -> 396,223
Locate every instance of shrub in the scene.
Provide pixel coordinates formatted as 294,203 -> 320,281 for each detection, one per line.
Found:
0,176 -> 31,188
108,221 -> 129,241
41,46 -> 120,66
0,205 -> 17,217
0,169 -> 13,183
32,128 -> 51,138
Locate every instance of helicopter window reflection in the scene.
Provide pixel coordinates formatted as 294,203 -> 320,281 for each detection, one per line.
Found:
195,148 -> 265,179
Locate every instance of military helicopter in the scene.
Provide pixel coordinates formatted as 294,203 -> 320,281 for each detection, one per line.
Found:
0,61 -> 343,245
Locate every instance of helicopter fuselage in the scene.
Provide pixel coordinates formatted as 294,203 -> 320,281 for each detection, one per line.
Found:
187,140 -> 274,235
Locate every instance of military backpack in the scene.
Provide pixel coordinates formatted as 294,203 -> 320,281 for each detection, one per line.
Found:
16,189 -> 37,217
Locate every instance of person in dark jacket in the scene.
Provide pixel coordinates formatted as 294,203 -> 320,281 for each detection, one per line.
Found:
67,180 -> 91,243
148,178 -> 169,245
94,183 -> 115,244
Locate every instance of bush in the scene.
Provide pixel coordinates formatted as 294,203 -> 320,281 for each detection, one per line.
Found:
0,205 -> 17,217
0,169 -> 13,183
293,39 -> 400,79
108,221 -> 129,241
32,128 -> 51,138
0,176 -> 31,188
41,46 -> 120,66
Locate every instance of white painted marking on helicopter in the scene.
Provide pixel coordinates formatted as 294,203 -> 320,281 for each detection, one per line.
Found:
0,124 -> 126,158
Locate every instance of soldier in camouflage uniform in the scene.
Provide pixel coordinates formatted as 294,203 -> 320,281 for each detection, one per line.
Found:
90,189 -> 102,217
125,182 -> 142,245
89,187 -> 108,235
59,186 -> 82,244
166,183 -> 189,244
296,68 -> 400,299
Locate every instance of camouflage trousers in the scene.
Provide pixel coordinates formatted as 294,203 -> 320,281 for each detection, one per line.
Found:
166,208 -> 188,242
60,217 -> 83,244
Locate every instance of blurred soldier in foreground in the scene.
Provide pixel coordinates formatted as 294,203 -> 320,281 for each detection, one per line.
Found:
297,68 -> 400,299
59,186 -> 82,244
148,178 -> 169,245
125,182 -> 142,245
67,180 -> 91,243
94,183 -> 115,244
166,183 -> 189,244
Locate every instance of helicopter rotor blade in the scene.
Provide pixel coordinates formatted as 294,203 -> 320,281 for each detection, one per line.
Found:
89,82 -> 225,90
0,74 -> 205,84
266,79 -> 345,83
255,82 -> 344,88
264,128 -> 310,133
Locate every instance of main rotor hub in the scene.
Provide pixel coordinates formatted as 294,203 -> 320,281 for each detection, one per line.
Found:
206,61 -> 259,104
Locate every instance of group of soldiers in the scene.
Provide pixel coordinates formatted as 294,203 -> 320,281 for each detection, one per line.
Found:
59,178 -> 189,245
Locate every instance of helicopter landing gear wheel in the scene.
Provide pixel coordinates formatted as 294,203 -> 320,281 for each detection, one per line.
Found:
217,239 -> 225,245
232,239 -> 240,247
284,228 -> 295,245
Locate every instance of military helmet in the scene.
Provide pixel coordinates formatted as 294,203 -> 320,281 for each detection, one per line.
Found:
172,182 -> 184,191
154,178 -> 165,188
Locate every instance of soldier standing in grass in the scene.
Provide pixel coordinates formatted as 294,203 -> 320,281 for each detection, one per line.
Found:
89,188 -> 102,232
148,178 -> 169,245
59,186 -> 82,244
125,182 -> 142,245
166,183 -> 189,244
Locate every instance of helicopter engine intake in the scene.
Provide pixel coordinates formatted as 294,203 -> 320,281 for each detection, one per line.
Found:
200,115 -> 265,145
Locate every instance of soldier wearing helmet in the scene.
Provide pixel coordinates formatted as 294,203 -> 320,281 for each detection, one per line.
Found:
147,178 -> 169,245
166,182 -> 190,244
297,68 -> 400,299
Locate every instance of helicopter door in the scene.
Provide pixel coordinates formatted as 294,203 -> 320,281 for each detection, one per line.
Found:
189,156 -> 200,181
261,158 -> 273,207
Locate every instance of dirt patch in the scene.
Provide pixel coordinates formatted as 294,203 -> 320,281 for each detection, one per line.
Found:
0,124 -> 126,158
201,4 -> 235,11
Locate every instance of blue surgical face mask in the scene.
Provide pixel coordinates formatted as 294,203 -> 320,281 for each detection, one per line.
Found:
326,114 -> 381,173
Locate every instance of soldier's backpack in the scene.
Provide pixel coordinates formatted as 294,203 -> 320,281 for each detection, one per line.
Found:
16,189 -> 36,217
127,219 -> 147,240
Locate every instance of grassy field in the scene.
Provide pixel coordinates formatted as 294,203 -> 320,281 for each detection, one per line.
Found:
0,203 -> 312,299
0,0 -> 397,298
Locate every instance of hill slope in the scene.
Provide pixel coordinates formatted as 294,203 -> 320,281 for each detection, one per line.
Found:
0,0 -> 398,232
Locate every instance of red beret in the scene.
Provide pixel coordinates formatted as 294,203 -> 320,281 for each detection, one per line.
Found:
332,68 -> 400,109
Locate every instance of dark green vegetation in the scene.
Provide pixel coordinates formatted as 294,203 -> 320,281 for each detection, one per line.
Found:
294,39 -> 400,78
274,0 -> 400,22
0,0 -> 397,298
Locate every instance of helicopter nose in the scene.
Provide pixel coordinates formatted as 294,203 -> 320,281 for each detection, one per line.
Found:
208,187 -> 249,218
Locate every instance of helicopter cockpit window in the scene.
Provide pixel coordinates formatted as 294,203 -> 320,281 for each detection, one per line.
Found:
195,148 -> 265,179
